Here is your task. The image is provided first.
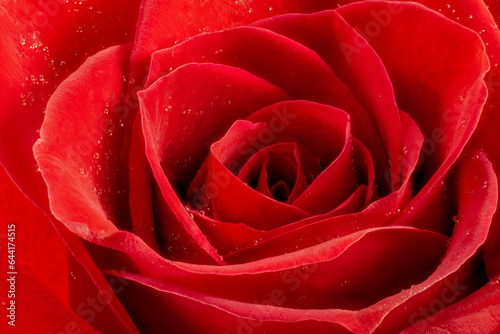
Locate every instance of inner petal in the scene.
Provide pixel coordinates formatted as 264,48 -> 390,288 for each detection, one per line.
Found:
270,181 -> 291,203
237,142 -> 321,203
265,151 -> 298,197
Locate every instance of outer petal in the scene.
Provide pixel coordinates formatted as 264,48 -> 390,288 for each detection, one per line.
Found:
0,164 -> 137,333
69,148 -> 497,334
132,0 -> 345,67
0,0 -> 141,210
0,163 -> 70,324
34,44 -> 134,240
254,10 -> 403,191
400,277 -> 500,333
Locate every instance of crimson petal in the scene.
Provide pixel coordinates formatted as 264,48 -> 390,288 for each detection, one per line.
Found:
0,0 -> 141,210
34,45 -> 132,239
254,10 -> 403,191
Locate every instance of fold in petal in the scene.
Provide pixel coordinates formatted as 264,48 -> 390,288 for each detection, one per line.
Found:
337,1 -> 489,187
139,63 -> 289,192
206,121 -> 311,229
0,164 -> 69,308
0,0 -> 141,211
138,63 -> 290,263
132,0 -> 344,67
400,277 -> 500,333
0,265 -> 100,334
74,149 -> 498,333
146,23 -> 389,188
34,45 -> 133,239
254,10 -> 403,191
0,164 -> 138,333
112,226 -> 446,315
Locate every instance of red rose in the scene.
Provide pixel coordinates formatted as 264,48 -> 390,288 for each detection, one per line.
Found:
1,0 -> 500,333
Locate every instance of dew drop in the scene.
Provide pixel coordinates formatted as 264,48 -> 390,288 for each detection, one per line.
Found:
453,214 -> 459,223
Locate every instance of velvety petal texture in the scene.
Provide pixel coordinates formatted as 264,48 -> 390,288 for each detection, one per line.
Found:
1,0 -> 500,333
0,165 -> 138,333
0,0 -> 141,211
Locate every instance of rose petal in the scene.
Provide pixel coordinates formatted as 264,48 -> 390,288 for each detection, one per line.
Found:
145,23 -> 389,186
34,45 -> 132,239
0,164 -> 138,333
138,63 -> 289,192
132,0 -> 344,68
254,10 -> 403,191
0,265 -> 100,334
206,120 -> 311,229
190,184 -> 366,258
363,150 -> 498,332
400,277 -> 500,333
338,1 -> 489,186
0,0 -> 140,210
200,111 -> 420,262
111,226 -> 447,314
138,63 -> 291,262
75,149 -> 496,333
246,101 -> 349,172
147,26 -> 351,103
0,164 -> 69,307
127,116 -> 159,250
236,142 -> 315,203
